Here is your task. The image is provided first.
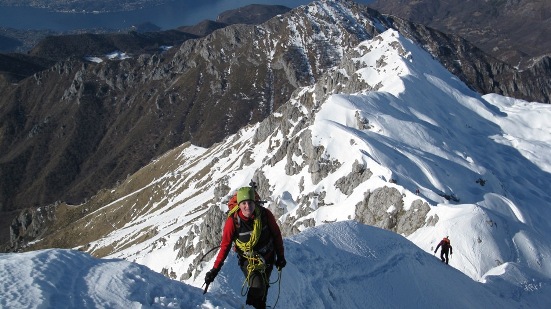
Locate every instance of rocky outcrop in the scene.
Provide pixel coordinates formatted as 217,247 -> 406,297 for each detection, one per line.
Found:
397,199 -> 433,236
335,161 -> 373,196
175,205 -> 226,280
355,186 -> 432,236
2,0 -> 549,250
7,204 -> 57,251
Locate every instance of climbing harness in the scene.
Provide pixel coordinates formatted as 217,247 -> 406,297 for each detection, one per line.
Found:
235,206 -> 266,294
241,254 -> 281,308
240,251 -> 268,294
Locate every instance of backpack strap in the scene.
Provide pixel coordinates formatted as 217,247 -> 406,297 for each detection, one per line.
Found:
233,211 -> 241,232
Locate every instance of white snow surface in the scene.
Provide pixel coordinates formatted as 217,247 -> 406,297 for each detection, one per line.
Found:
3,222 -> 550,308
2,3 -> 551,308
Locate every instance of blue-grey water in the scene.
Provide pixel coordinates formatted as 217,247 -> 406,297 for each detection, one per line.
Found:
0,0 -> 318,31
0,3 -> 207,31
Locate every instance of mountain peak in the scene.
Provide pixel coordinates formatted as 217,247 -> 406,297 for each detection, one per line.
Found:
2,1 -> 551,307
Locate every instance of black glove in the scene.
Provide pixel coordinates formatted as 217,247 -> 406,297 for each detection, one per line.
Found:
205,268 -> 219,284
275,257 -> 287,270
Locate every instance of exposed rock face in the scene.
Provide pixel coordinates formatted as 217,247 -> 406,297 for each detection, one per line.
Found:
369,0 -> 551,70
8,204 -> 57,251
175,205 -> 226,280
355,187 -> 432,236
335,161 -> 373,196
1,0 -> 549,250
1,5 -> 473,284
397,199 -> 433,236
1,1 -> 384,231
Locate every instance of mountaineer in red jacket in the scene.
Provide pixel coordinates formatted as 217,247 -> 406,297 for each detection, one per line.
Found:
434,236 -> 453,264
205,186 -> 286,309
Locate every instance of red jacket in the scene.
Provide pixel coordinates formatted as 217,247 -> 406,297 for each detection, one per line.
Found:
213,206 -> 284,269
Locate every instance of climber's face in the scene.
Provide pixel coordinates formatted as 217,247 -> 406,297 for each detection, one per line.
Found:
239,200 -> 255,218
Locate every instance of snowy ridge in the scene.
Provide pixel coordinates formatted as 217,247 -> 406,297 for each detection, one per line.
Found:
80,26 -> 551,306
4,221 -> 548,308
100,28 -> 549,285
2,1 -> 551,307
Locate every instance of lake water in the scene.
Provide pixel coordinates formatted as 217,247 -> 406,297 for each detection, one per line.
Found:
0,1 -> 314,32
0,2 -> 228,31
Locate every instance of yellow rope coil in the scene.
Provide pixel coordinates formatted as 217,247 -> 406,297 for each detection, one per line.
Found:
229,206 -> 267,286
229,206 -> 262,254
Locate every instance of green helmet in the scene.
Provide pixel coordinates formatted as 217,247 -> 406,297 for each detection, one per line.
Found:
236,187 -> 255,204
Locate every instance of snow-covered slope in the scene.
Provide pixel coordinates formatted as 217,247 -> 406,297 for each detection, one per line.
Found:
49,26 -> 549,307
4,222 -> 548,308
6,1 -> 551,307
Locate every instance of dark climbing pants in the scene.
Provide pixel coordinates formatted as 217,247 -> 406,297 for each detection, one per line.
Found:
440,250 -> 449,264
240,262 -> 273,309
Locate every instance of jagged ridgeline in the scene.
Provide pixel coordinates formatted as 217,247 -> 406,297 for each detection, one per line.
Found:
2,0 -> 550,267
1,0 -> 379,247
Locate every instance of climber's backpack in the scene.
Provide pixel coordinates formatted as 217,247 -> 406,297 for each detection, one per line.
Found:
442,237 -> 451,249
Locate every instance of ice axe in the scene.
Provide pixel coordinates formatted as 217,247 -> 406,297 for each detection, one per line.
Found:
202,281 -> 210,294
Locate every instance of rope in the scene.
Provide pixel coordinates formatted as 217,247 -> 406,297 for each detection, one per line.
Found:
239,251 -> 268,296
270,269 -> 282,309
198,246 -> 220,265
234,206 -> 262,254
239,262 -> 283,309
231,205 -> 284,307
